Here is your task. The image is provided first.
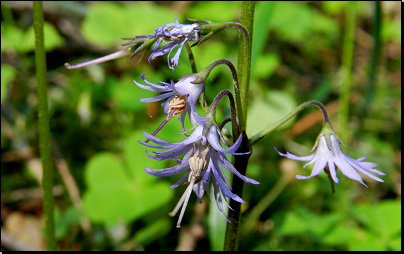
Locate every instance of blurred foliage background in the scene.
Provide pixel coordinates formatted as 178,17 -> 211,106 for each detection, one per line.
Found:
1,1 -> 401,251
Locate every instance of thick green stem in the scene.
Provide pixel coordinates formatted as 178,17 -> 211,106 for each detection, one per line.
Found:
250,100 -> 330,146
33,2 -> 56,250
234,2 -> 254,133
223,1 -> 255,251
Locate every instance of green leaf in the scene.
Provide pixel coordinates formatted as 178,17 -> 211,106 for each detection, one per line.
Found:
132,218 -> 172,247
186,1 -> 240,23
322,223 -> 355,245
1,64 -> 16,104
54,207 -> 81,240
1,22 -> 63,54
269,2 -> 339,43
253,53 -> 280,79
83,152 -> 173,226
247,89 -> 297,138
82,2 -> 176,47
21,22 -> 64,53
191,41 -> 228,75
278,210 -> 310,235
124,130 -> 165,184
352,200 -> 401,240
111,75 -> 152,112
1,24 -> 24,53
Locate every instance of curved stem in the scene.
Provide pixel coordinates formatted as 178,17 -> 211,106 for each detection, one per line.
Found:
249,100 -> 330,146
33,1 -> 56,250
185,42 -> 198,73
207,90 -> 239,139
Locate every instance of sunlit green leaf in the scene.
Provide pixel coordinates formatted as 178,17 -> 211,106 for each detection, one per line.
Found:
247,89 -> 297,138
83,152 -> 173,226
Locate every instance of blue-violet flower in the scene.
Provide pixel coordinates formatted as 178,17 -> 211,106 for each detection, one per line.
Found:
274,133 -> 385,187
145,17 -> 200,71
133,74 -> 208,140
140,122 -> 259,228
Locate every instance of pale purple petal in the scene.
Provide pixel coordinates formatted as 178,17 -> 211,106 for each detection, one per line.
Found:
139,91 -> 174,103
145,161 -> 189,177
274,146 -> 315,161
296,156 -> 327,180
218,152 -> 260,185
328,161 -> 339,184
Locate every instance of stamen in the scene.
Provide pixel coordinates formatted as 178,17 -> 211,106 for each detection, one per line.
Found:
168,94 -> 187,116
176,181 -> 195,228
144,95 -> 187,143
168,183 -> 191,217
188,156 -> 207,182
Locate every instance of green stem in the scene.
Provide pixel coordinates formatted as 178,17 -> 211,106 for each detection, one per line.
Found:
234,2 -> 254,133
185,42 -> 197,73
33,2 -> 56,250
223,1 -> 255,251
337,2 -> 356,141
250,100 -> 330,146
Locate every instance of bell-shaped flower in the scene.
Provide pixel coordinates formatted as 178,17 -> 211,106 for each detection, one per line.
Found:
133,74 -> 208,141
144,17 -> 200,71
274,123 -> 385,189
140,121 -> 259,228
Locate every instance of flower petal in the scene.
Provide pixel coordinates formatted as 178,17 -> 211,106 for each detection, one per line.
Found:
274,146 -> 315,161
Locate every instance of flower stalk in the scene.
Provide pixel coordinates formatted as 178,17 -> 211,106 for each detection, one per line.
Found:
33,1 -> 56,250
250,100 -> 330,146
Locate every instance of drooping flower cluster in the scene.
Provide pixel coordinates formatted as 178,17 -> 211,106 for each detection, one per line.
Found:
65,17 -> 385,230
140,121 -> 259,227
134,68 -> 260,227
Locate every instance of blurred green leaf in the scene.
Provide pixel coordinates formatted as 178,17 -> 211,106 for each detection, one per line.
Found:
253,53 -> 280,79
247,89 -> 297,138
1,64 -> 16,104
322,223 -> 355,245
54,207 -> 81,240
352,200 -> 401,240
133,218 -> 172,247
192,41 -> 228,75
124,130 -> 165,184
82,2 -> 177,47
279,210 -> 309,235
83,151 -> 173,226
1,21 -> 63,53
112,75 -> 151,112
251,1 -> 276,79
186,1 -> 240,23
1,23 -> 24,53
269,2 -> 338,43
